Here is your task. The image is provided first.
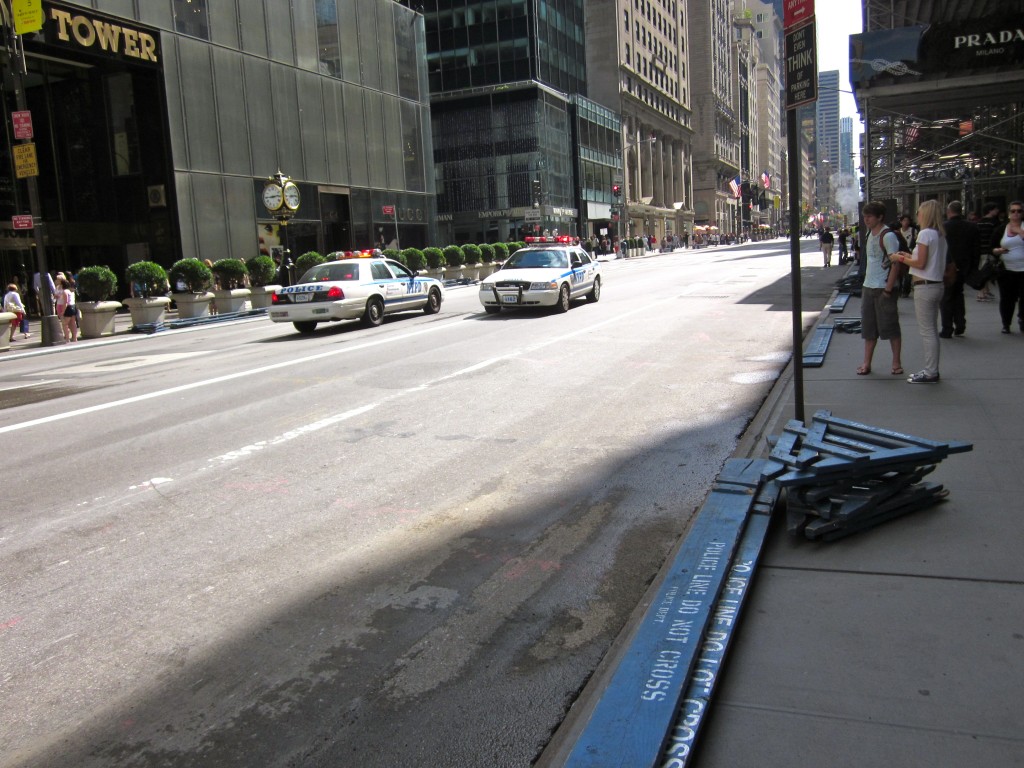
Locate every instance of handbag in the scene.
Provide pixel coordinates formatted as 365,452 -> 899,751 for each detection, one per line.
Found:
965,257 -> 1000,290
943,259 -> 958,286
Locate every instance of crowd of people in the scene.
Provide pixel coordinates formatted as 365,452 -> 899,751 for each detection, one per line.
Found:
855,198 -> 1022,385
4,270 -> 80,344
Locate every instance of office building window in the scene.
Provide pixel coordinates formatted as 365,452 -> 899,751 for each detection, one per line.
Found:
173,0 -> 210,40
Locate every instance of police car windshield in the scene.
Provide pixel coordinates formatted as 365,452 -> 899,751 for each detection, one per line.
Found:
299,263 -> 360,283
505,250 -> 569,269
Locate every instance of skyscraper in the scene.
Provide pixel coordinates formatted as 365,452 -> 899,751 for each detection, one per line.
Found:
816,69 -> 840,210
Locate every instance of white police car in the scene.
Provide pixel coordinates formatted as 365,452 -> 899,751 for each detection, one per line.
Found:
478,237 -> 601,314
270,258 -> 444,334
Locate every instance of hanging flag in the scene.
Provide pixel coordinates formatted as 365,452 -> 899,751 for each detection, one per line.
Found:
761,171 -> 771,190
959,120 -> 974,136
729,175 -> 741,198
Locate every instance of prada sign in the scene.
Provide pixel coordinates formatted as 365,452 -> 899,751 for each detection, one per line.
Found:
31,2 -> 160,66
852,13 -> 1024,88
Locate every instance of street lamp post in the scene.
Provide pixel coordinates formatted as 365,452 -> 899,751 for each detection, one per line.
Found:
262,170 -> 301,286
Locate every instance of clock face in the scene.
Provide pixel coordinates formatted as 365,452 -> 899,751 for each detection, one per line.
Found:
283,182 -> 301,211
262,183 -> 284,211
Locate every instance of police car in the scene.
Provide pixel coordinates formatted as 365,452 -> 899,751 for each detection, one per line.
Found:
270,257 -> 444,334
478,236 -> 601,314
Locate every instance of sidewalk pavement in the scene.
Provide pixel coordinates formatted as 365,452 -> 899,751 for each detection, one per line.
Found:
694,284 -> 1024,766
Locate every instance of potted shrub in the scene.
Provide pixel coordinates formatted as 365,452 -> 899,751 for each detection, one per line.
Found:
403,248 -> 426,272
168,258 -> 214,319
245,255 -> 280,309
443,245 -> 465,269
478,243 -> 497,278
211,258 -> 251,313
492,242 -> 508,263
295,251 -> 326,280
76,265 -> 122,338
382,248 -> 403,264
423,247 -> 444,274
124,260 -> 171,327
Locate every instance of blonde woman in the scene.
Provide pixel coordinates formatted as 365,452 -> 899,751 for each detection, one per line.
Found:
895,199 -> 947,383
54,275 -> 79,343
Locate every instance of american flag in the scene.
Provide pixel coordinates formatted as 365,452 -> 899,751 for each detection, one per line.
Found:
729,175 -> 741,198
761,171 -> 771,190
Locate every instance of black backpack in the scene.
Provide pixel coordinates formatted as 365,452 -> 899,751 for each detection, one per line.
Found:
881,225 -> 910,255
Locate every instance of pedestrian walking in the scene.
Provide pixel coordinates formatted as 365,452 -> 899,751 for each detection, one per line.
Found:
819,228 -> 834,267
54,275 -> 79,343
3,283 -> 29,341
895,199 -> 947,383
991,200 -> 1024,334
975,202 -> 1001,302
940,200 -> 979,338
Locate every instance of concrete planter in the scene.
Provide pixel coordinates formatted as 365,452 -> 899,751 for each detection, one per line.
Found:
172,292 -> 214,319
249,285 -> 281,309
0,310 -> 14,351
77,301 -> 122,338
212,288 -> 252,314
124,296 -> 171,327
426,268 -> 446,282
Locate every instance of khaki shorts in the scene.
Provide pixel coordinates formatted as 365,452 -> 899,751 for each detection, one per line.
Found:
861,287 -> 901,340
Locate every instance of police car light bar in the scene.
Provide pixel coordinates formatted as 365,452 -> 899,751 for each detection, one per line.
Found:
524,236 -> 576,244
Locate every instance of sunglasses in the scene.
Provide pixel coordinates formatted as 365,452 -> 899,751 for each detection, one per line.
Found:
1011,209 -> 1023,213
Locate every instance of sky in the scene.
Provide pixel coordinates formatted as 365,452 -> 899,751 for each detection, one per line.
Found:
813,0 -> 862,122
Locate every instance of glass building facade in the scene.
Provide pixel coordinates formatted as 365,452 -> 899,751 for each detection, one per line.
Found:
421,0 -> 592,243
1,0 -> 435,294
571,96 -> 622,240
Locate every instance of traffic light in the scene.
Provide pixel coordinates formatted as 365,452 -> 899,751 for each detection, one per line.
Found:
531,178 -> 542,203
612,184 -> 621,197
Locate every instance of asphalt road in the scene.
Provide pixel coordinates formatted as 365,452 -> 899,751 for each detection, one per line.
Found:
0,239 -> 833,767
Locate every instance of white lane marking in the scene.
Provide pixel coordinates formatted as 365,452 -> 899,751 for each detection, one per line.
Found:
0,319 -> 470,435
1,285 -> 710,437
0,379 -> 61,392
208,403 -> 379,465
48,352 -> 214,375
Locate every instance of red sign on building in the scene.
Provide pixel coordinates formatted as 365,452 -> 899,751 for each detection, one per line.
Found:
12,110 -> 33,140
11,215 -> 34,230
382,205 -> 395,216
784,0 -> 814,30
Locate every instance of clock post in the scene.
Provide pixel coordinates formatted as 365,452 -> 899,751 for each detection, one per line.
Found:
262,170 -> 301,286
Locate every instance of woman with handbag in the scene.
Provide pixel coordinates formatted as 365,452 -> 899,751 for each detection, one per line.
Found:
991,201 -> 1024,334
894,199 -> 947,384
3,283 -> 28,342
54,275 -> 79,343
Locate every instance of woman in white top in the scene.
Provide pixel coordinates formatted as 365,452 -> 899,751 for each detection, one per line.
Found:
895,199 -> 947,383
991,200 -> 1024,334
3,283 -> 28,342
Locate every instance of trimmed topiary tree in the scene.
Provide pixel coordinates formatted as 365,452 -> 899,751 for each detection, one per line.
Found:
245,255 -> 276,287
76,265 -> 118,301
169,258 -> 213,292
211,258 -> 249,289
478,243 -> 495,263
403,248 -> 426,271
125,261 -> 168,298
295,250 -> 326,278
443,244 -> 464,268
507,241 -> 523,256
462,243 -> 482,264
382,248 -> 403,263
492,242 -> 508,261
424,247 -> 445,270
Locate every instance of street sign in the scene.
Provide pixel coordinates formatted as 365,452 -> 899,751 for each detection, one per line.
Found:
524,208 -> 541,222
12,110 -> 33,140
783,0 -> 813,30
12,0 -> 44,34
11,215 -> 34,230
785,21 -> 817,109
13,143 -> 39,178
382,205 -> 395,216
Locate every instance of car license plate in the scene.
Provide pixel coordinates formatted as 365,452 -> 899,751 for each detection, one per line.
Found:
293,293 -> 312,302
501,294 -> 518,304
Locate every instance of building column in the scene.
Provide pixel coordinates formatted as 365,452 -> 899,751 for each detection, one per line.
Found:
653,132 -> 665,208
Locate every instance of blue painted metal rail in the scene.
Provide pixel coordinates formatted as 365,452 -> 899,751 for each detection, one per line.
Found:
561,458 -> 779,768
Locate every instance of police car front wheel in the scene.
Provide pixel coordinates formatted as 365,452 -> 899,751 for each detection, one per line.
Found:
423,287 -> 442,315
554,284 -> 571,313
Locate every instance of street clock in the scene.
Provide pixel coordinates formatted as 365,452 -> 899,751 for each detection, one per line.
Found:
262,181 -> 284,213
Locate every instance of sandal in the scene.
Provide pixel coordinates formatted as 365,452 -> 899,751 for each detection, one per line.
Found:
891,366 -> 904,375
856,365 -> 871,375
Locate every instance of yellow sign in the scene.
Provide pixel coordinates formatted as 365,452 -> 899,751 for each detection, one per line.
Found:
12,0 -> 44,34
14,143 -> 39,179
